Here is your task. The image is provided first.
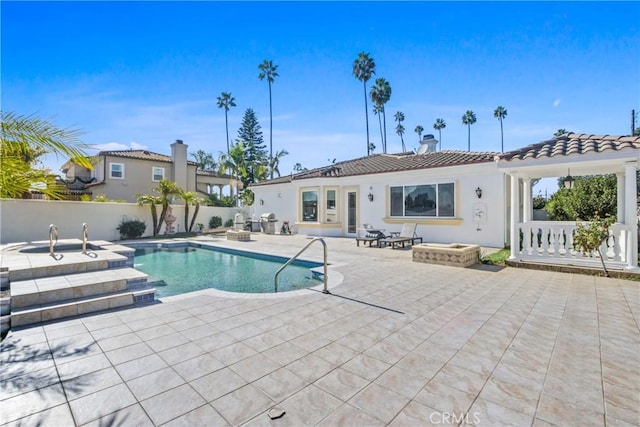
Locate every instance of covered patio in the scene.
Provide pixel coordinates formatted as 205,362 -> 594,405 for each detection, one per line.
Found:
497,133 -> 640,271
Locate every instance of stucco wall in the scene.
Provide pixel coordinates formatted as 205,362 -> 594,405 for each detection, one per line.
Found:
249,163 -> 508,248
0,199 -> 245,244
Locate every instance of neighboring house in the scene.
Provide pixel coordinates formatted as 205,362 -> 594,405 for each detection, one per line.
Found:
250,132 -> 640,270
62,140 -> 237,202
250,136 -> 509,248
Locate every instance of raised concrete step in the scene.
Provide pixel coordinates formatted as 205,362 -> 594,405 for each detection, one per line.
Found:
8,268 -> 154,327
3,250 -> 130,282
11,288 -> 156,327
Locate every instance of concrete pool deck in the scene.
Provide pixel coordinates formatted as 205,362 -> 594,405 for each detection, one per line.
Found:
1,233 -> 639,426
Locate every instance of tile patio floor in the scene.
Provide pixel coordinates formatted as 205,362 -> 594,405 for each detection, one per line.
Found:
1,234 -> 639,426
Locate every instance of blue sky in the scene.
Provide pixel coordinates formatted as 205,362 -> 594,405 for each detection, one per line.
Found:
3,1 -> 639,196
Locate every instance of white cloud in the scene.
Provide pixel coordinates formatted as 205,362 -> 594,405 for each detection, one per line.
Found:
92,142 -> 148,151
553,99 -> 561,107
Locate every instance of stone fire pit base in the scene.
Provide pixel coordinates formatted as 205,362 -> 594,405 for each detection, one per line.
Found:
226,230 -> 251,241
413,243 -> 480,268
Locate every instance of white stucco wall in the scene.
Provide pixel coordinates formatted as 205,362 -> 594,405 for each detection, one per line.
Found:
0,199 -> 245,244
250,162 -> 508,248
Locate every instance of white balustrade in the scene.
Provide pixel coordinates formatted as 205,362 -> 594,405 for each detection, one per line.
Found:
516,221 -> 631,269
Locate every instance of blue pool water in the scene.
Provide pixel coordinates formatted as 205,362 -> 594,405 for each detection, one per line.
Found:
133,246 -> 322,297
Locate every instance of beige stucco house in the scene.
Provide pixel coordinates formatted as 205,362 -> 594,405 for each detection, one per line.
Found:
62,140 -> 238,202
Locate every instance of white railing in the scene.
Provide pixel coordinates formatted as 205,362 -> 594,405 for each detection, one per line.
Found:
516,221 -> 633,269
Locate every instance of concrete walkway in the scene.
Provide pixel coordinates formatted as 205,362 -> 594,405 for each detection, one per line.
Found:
1,234 -> 639,426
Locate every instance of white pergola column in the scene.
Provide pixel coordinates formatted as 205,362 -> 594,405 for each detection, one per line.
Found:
509,174 -> 520,260
523,178 -> 532,222
616,173 -> 625,223
624,162 -> 638,269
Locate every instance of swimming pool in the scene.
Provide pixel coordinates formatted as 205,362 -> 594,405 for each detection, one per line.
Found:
133,245 -> 322,297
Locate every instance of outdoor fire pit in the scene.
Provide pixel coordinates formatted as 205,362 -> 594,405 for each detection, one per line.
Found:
412,243 -> 480,268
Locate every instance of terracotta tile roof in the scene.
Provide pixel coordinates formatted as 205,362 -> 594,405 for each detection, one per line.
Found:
196,170 -> 233,179
252,150 -> 498,186
498,133 -> 640,162
98,149 -> 198,165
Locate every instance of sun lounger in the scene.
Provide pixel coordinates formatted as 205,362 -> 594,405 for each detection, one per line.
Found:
355,225 -> 387,247
380,223 -> 423,249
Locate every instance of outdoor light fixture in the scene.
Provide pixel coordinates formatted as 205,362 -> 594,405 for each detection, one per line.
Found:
475,187 -> 483,199
259,199 -> 264,205
368,193 -> 374,202
563,169 -> 574,190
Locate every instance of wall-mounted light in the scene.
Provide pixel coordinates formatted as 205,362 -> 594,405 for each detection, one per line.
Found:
259,199 -> 264,205
563,169 -> 574,189
368,193 -> 374,202
475,187 -> 483,199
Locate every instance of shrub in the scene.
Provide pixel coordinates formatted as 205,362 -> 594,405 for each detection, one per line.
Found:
209,216 -> 222,229
117,217 -> 146,239
224,219 -> 234,227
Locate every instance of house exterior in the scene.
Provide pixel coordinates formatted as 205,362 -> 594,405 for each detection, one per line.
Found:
250,137 -> 509,248
250,132 -> 639,271
62,140 -> 237,202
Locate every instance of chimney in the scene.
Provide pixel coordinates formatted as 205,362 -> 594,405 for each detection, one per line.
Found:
416,134 -> 439,154
171,139 -> 188,190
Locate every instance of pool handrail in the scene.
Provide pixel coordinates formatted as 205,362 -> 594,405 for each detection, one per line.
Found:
81,223 -> 89,254
274,237 -> 328,294
48,224 -> 58,257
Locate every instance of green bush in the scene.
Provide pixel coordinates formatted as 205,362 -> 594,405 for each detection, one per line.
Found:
117,217 -> 146,239
209,216 -> 222,229
224,219 -> 234,227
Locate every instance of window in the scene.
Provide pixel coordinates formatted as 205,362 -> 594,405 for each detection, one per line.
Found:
152,167 -> 165,182
109,163 -> 124,179
302,190 -> 318,222
390,183 -> 455,217
326,189 -> 337,222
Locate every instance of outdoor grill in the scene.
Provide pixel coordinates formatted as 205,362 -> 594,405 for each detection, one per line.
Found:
259,213 -> 277,234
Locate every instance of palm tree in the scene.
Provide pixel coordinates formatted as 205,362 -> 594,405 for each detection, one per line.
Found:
190,149 -> 216,171
268,148 -> 289,178
1,111 -> 92,199
258,60 -> 279,178
216,92 -> 236,156
147,179 -> 181,235
555,129 -> 567,136
433,118 -> 446,150
370,78 -> 391,153
177,190 -> 202,233
394,111 -> 406,152
461,110 -> 477,151
494,106 -> 507,152
373,105 -> 384,150
414,125 -> 424,142
352,52 -> 376,156
137,194 -> 161,236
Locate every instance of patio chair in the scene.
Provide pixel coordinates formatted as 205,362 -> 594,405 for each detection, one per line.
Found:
380,223 -> 423,249
355,224 -> 387,247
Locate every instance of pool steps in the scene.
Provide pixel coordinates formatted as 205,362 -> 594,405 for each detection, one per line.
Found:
1,240 -> 156,328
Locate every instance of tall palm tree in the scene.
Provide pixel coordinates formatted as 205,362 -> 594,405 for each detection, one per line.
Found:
258,60 -> 279,178
433,118 -> 446,150
414,125 -> 424,142
461,110 -> 477,151
352,52 -> 376,156
216,92 -> 236,156
370,78 -> 391,153
394,111 -> 406,152
373,105 -> 384,150
494,106 -> 507,152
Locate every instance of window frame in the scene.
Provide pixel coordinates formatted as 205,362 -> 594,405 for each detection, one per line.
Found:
109,162 -> 125,180
389,182 -> 456,218
301,189 -> 319,222
152,167 -> 165,182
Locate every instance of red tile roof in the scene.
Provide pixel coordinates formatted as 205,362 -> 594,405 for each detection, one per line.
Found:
498,133 -> 640,162
99,149 -> 198,165
252,150 -> 498,186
